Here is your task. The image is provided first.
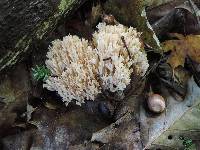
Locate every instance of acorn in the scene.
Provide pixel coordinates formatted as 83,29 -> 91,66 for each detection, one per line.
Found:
147,94 -> 166,113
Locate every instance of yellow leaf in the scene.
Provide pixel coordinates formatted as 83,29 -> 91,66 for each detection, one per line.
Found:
162,34 -> 200,70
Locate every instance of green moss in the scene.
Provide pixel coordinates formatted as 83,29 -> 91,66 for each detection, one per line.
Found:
35,18 -> 56,39
0,10 -> 59,71
0,37 -> 32,72
58,0 -> 73,13
15,35 -> 28,48
32,65 -> 51,81
36,0 -> 80,39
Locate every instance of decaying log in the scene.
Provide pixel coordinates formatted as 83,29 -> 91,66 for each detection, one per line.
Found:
0,0 -> 87,73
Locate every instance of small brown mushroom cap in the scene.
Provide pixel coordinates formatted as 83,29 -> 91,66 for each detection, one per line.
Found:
147,94 -> 166,113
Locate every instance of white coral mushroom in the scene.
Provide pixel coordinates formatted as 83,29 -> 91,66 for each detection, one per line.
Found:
44,23 -> 149,106
93,23 -> 149,92
44,35 -> 100,106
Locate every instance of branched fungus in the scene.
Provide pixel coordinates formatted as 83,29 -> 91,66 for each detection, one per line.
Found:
44,22 -> 149,106
44,35 -> 100,106
93,23 -> 149,92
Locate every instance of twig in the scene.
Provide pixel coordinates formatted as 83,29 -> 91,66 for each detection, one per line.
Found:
121,36 -> 131,59
140,54 -> 167,81
103,57 -> 111,61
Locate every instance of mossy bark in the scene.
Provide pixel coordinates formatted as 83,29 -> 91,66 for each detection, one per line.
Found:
0,0 -> 87,73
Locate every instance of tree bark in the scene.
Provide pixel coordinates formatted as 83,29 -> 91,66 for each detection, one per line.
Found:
0,0 -> 87,73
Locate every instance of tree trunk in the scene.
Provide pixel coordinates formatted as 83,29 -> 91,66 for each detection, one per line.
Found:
0,0 -> 87,73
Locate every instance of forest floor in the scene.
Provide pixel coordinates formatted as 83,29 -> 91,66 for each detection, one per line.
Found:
1,0 -> 200,149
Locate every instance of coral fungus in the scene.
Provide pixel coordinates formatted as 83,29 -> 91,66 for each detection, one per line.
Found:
93,23 -> 149,92
44,22 -> 149,106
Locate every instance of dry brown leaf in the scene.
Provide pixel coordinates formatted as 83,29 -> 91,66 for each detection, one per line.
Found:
162,34 -> 200,69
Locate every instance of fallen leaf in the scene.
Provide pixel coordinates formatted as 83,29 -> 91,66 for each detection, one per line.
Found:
90,87 -> 144,149
140,77 -> 200,149
147,0 -> 200,35
91,112 -> 142,150
162,34 -> 200,69
0,63 -> 30,136
2,106 -> 109,149
174,66 -> 191,87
